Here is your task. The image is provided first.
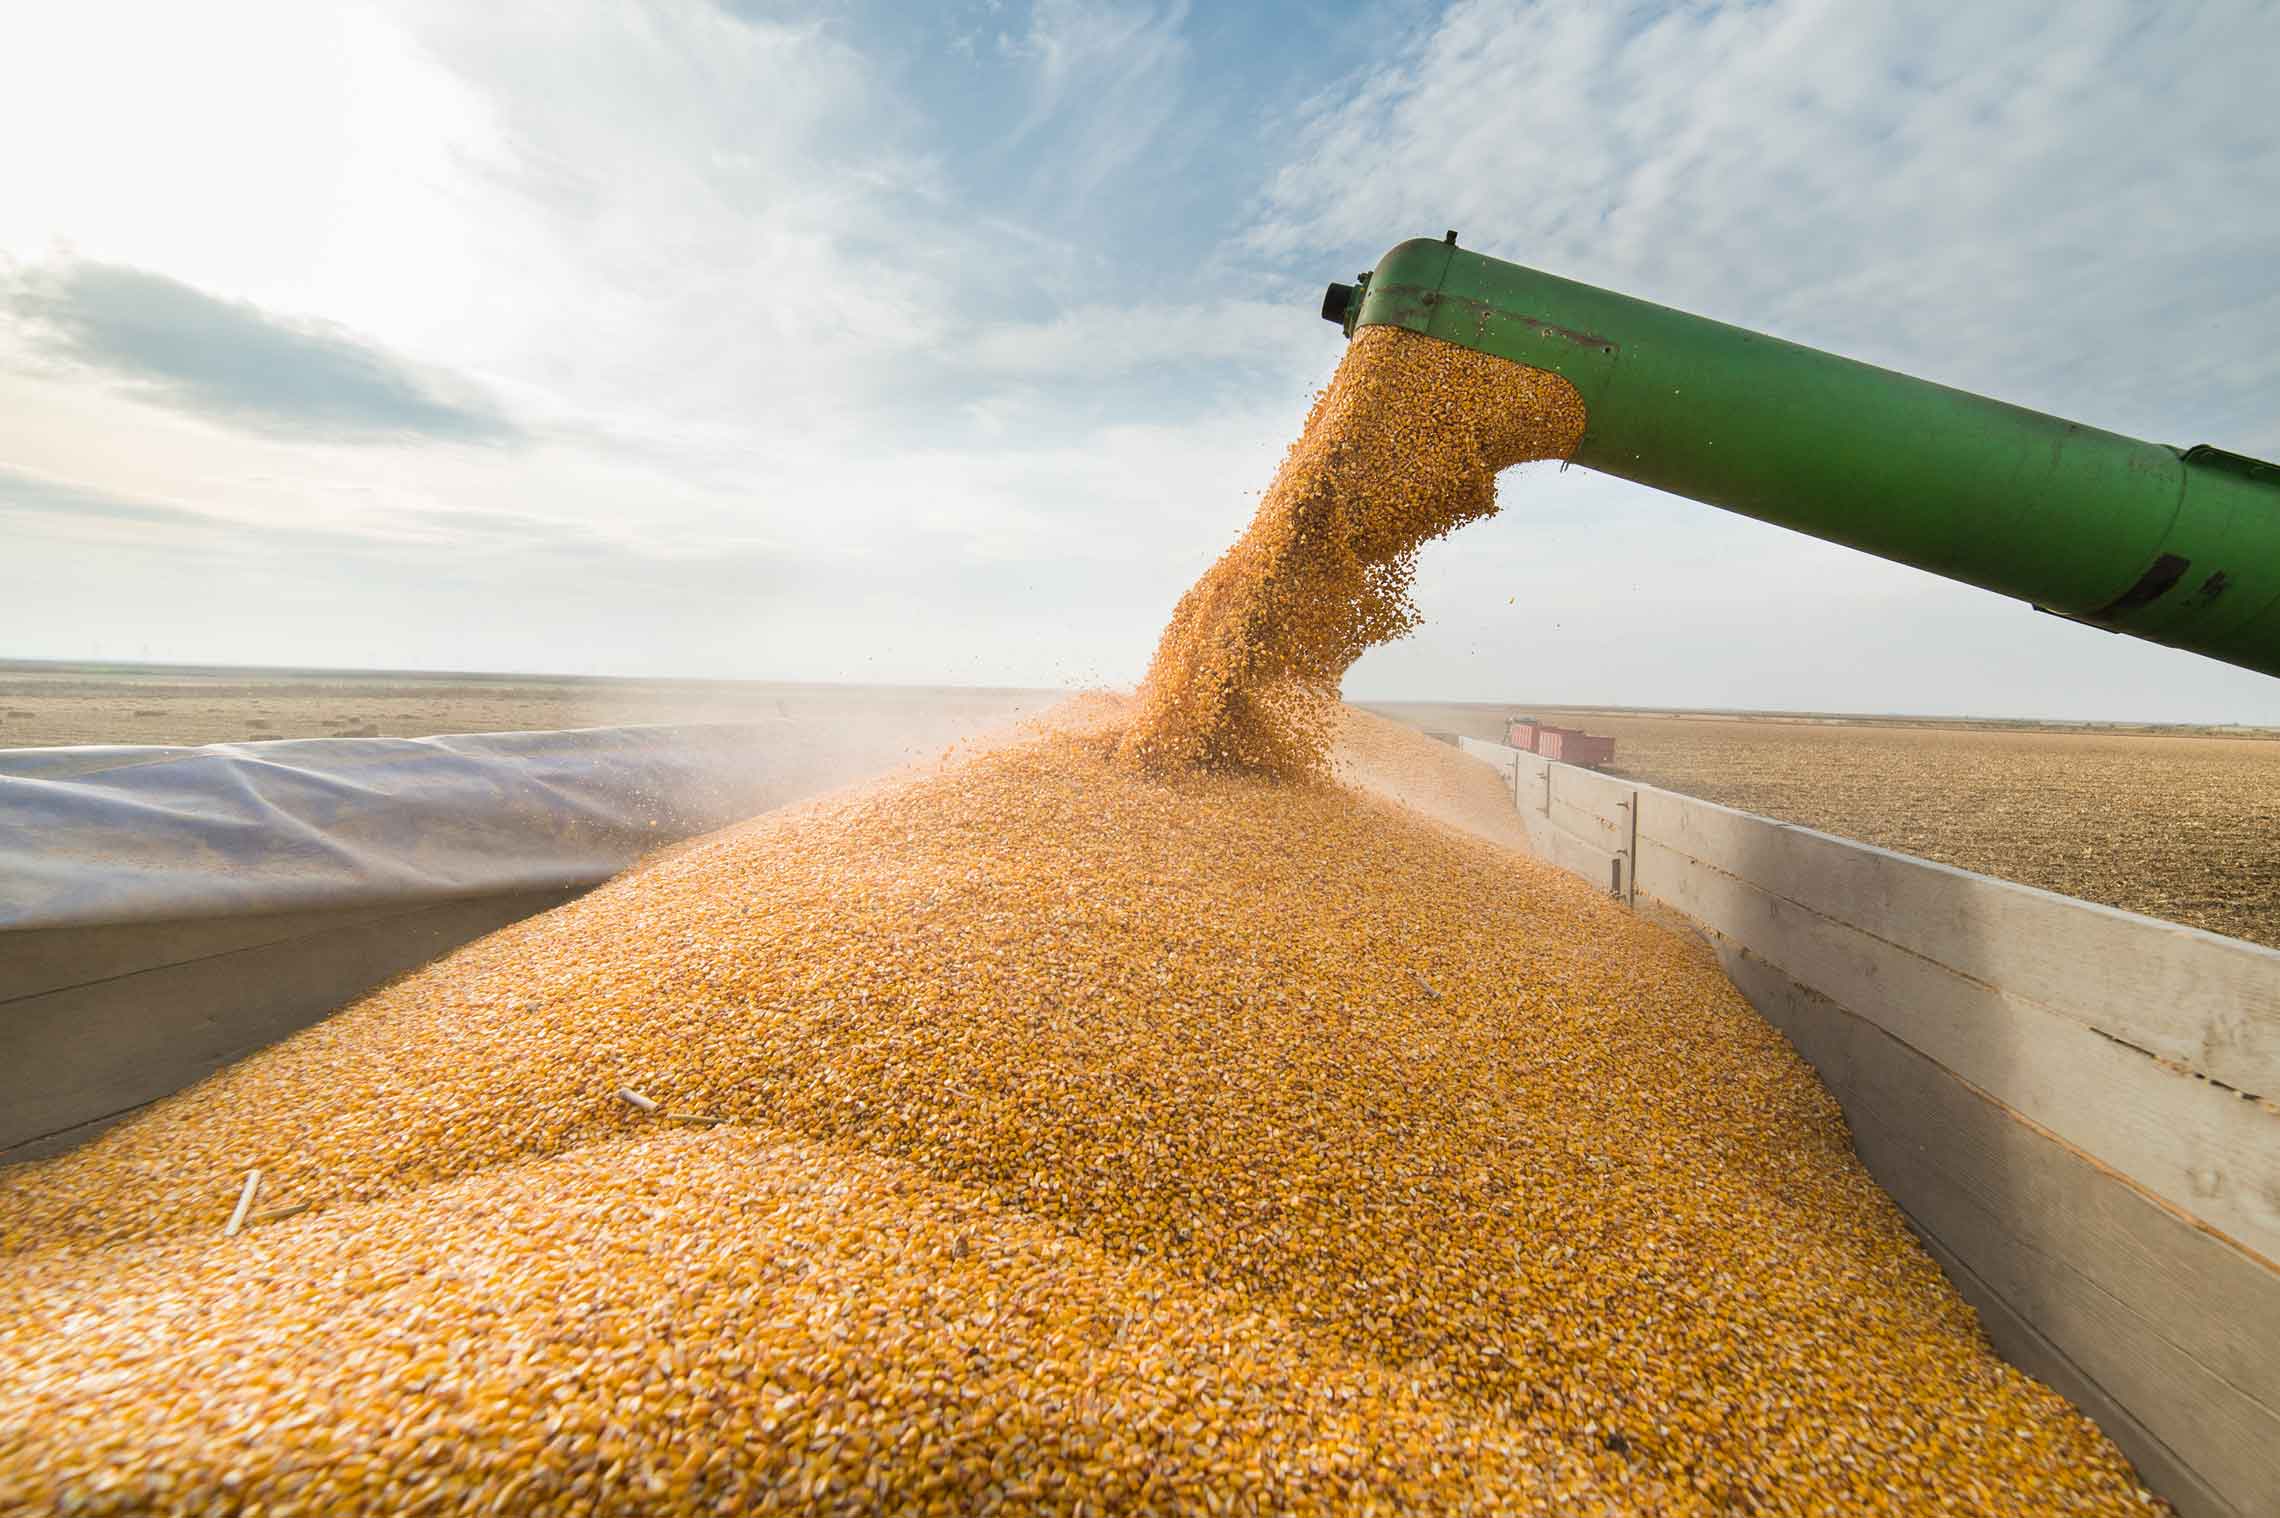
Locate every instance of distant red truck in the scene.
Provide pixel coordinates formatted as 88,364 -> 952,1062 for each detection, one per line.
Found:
1537,728 -> 1616,768
1505,716 -> 1615,769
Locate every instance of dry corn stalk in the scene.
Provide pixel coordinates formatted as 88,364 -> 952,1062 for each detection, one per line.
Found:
221,1167 -> 260,1237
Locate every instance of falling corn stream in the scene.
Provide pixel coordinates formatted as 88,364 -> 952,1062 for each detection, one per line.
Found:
0,329 -> 2158,1515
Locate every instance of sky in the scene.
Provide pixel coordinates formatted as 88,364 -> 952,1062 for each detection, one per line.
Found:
2,0 -> 2275,721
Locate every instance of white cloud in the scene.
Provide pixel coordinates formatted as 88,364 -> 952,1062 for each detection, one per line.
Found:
375,1 -> 964,432
963,298 -> 1319,377
1001,0 -> 1191,205
0,1 -> 1295,600
3,260 -> 521,443
1253,0 -> 2280,448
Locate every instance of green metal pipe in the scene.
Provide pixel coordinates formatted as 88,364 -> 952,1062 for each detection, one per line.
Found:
1321,236 -> 2280,681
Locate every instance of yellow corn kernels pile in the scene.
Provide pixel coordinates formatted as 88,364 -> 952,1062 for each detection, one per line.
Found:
1,1126 -> 1615,1515
0,706 -> 2153,1514
0,328 -> 2157,1513
1120,325 -> 1586,779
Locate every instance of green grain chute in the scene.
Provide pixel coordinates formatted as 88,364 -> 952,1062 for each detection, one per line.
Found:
1322,236 -> 2280,680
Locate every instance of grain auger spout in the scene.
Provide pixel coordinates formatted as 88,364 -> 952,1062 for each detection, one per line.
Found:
1322,235 -> 2280,680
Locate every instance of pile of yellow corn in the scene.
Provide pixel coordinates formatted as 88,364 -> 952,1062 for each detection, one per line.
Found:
0,328 -> 2158,1514
0,710 -> 2153,1513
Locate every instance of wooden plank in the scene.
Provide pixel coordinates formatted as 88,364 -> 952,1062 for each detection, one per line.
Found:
1738,943 -> 2280,1401
1454,740 -> 1628,890
1736,946 -> 2280,1402
1538,825 -> 1619,889
1548,793 -> 1623,852
1870,1064 -> 2280,1416
1911,1230 -> 2238,1518
2,887 -> 583,1160
1453,743 -> 1577,870
1636,789 -> 2280,1097
2,902 -> 460,1003
1455,738 -> 1519,792
1719,945 -> 2276,1517
1862,1129 -> 2280,1510
1639,835 -> 2280,1261
1548,762 -> 1634,833
1516,752 -> 1553,814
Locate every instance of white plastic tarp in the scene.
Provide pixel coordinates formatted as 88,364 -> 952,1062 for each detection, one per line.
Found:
0,725 -> 794,931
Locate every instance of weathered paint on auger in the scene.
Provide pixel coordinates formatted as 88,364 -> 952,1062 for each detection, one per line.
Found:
1323,237 -> 2280,680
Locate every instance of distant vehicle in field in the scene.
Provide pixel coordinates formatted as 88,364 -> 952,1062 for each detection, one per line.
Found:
1505,715 -> 1614,768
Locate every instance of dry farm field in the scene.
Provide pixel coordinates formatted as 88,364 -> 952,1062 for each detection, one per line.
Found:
5,663 -> 2273,952
0,661 -> 1052,753
1367,702 -> 2280,952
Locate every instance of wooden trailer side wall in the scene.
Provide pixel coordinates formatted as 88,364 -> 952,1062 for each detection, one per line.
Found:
1457,737 -> 2280,1518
